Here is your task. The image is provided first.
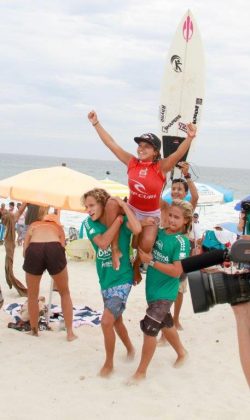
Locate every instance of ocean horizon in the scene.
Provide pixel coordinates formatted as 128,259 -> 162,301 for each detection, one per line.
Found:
0,152 -> 249,199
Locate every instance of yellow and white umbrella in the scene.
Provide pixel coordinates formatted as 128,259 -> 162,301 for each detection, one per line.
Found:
0,166 -> 103,212
100,178 -> 129,200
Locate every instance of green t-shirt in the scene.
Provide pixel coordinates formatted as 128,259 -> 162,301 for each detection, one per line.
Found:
146,229 -> 190,303
83,216 -> 133,290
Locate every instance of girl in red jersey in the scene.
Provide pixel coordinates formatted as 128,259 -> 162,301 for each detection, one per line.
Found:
88,110 -> 196,282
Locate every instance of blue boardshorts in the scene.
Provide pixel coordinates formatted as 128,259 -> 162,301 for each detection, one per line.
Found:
101,283 -> 132,319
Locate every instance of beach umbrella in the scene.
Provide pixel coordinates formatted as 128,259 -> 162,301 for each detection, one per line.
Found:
99,178 -> 129,200
217,222 -> 240,235
162,182 -> 234,205
0,166 -> 103,212
234,195 -> 250,211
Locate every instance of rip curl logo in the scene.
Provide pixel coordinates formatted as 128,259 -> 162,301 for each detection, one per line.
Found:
171,55 -> 182,73
183,16 -> 193,42
130,179 -> 146,194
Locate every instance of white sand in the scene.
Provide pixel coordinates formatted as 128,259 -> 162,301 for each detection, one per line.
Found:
0,245 -> 249,420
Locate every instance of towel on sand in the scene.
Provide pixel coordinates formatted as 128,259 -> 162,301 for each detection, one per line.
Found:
4,303 -> 102,328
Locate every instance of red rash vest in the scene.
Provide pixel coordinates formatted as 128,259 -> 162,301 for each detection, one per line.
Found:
127,157 -> 166,212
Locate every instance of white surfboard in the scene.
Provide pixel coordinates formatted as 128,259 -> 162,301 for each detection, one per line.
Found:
159,10 -> 205,164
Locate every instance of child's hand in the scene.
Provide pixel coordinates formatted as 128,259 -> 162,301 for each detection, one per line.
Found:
141,217 -> 158,227
186,123 -> 196,139
117,215 -> 124,224
138,247 -> 152,263
88,110 -> 98,125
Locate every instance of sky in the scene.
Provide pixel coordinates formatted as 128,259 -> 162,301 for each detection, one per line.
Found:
0,0 -> 250,169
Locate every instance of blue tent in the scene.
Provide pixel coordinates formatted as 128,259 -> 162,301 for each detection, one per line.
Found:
162,182 -> 234,205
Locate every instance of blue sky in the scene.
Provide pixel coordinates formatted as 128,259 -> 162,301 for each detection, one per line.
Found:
0,0 -> 250,168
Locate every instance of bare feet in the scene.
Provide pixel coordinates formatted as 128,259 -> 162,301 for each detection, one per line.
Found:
28,327 -> 39,337
99,363 -> 114,378
126,346 -> 136,361
112,248 -> 122,270
126,372 -> 146,385
67,333 -> 78,342
173,349 -> 188,368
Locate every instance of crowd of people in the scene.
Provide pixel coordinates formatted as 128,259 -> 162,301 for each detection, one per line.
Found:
0,111 -> 249,388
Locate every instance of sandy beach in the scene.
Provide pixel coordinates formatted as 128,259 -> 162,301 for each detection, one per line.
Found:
0,244 -> 249,420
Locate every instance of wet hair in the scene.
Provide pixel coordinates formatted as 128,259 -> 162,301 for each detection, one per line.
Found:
172,178 -> 188,193
153,150 -> 162,162
81,188 -> 111,208
170,199 -> 193,234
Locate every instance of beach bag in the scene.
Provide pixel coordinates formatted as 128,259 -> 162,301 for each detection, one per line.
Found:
202,230 -> 226,251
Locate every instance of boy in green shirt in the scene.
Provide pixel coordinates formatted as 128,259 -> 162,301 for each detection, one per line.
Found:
82,189 -> 141,377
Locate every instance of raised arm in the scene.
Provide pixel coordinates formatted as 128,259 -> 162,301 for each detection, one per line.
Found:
14,202 -> 27,223
179,162 -> 199,209
93,216 -> 124,249
159,123 -> 197,174
88,111 -> 133,166
112,196 -> 141,235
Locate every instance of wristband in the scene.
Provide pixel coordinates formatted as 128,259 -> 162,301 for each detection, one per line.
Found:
92,121 -> 99,127
184,173 -> 191,180
148,260 -> 155,267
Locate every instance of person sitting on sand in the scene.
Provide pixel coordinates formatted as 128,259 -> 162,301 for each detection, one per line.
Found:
130,200 -> 192,382
23,207 -> 77,341
82,189 -> 141,377
88,110 -> 196,282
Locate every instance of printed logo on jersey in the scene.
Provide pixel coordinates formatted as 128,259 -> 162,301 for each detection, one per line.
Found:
176,235 -> 187,252
155,239 -> 163,251
183,16 -> 193,42
139,168 -> 148,178
130,179 -> 146,194
84,218 -> 95,234
179,252 -> 187,259
153,248 -> 169,263
171,55 -> 182,73
97,246 -> 112,260
129,178 -> 157,201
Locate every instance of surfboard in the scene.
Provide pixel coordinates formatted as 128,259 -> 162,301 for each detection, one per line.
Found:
159,10 -> 205,166
66,239 -> 95,261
